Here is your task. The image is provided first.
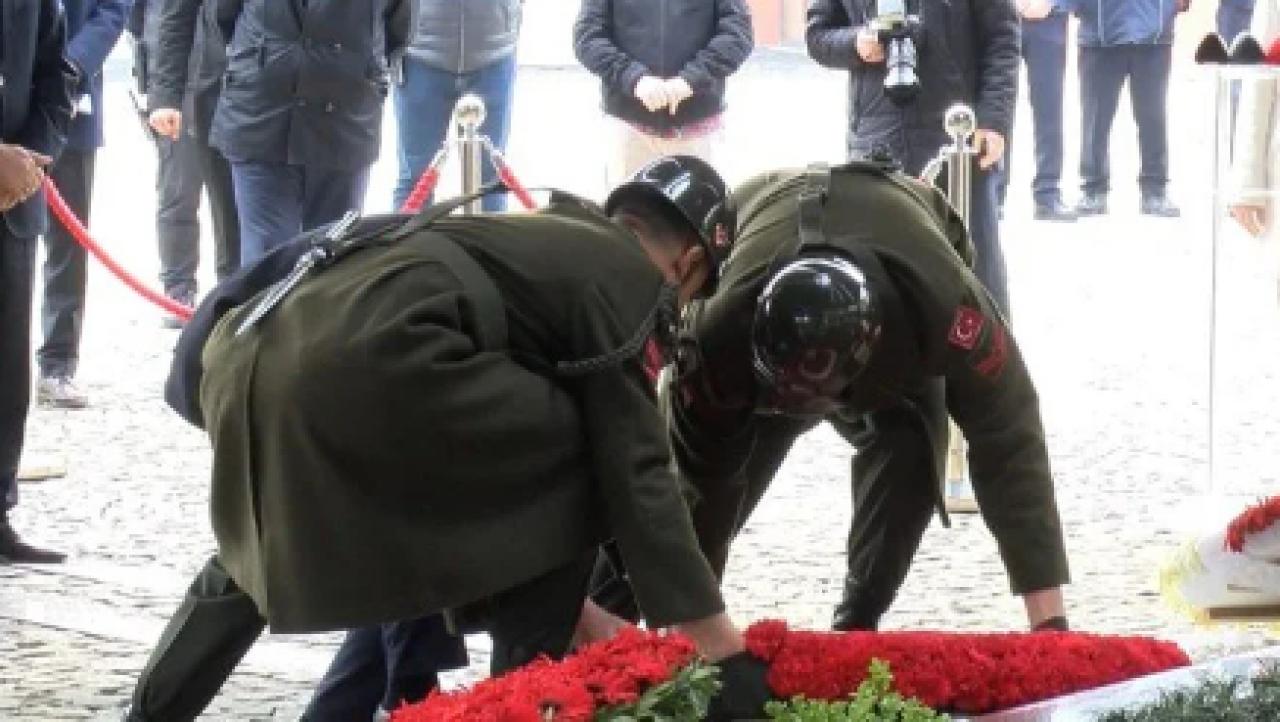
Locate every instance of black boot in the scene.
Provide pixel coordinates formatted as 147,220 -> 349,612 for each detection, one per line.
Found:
0,516 -> 66,564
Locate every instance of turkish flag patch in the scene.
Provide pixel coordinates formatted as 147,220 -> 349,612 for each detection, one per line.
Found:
947,306 -> 985,351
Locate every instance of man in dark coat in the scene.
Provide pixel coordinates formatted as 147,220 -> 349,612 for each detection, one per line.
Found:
130,0 -> 241,322
0,0 -> 78,562
624,162 -> 1071,633
806,0 -> 1018,316
209,0 -> 412,263
33,0 -> 130,409
125,157 -> 771,722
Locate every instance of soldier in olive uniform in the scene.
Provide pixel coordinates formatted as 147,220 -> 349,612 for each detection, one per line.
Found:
125,157 -> 771,722
644,161 -> 1071,634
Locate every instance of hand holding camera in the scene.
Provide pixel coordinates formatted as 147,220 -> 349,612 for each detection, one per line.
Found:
856,26 -> 886,63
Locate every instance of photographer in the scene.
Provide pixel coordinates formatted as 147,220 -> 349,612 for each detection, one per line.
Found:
806,0 -> 1019,315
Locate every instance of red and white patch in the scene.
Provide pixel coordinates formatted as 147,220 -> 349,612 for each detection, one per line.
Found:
947,306 -> 985,351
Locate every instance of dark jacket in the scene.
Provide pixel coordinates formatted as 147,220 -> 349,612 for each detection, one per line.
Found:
61,0 -> 131,151
209,0 -> 413,170
806,0 -> 1019,175
1,0 -> 77,238
146,0 -> 228,142
168,200 -> 724,633
573,0 -> 753,133
1070,0 -> 1181,46
672,165 -> 1069,596
408,0 -> 522,74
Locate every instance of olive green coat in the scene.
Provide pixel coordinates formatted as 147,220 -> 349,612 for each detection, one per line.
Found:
199,199 -> 723,633
670,164 -> 1071,596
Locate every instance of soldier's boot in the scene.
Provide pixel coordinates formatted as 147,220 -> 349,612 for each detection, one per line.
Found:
126,556 -> 266,721
831,576 -> 895,632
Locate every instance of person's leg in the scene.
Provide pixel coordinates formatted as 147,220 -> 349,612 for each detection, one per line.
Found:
126,556 -> 266,722
470,54 -> 518,212
301,165 -> 372,233
379,615 -> 466,711
299,627 -> 387,722
1077,45 -> 1127,203
1023,19 -> 1069,207
37,149 -> 96,387
198,142 -> 242,281
1130,44 -> 1175,204
156,131 -> 204,304
231,160 -> 304,264
392,57 -> 458,211
830,384 -> 948,631
0,230 -> 60,562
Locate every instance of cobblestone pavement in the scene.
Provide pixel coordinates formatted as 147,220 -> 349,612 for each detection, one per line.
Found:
4,42 -> 1280,720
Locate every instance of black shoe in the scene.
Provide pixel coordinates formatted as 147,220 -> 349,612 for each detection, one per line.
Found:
1140,194 -> 1181,217
1075,193 -> 1108,216
1034,198 -> 1078,222
0,519 -> 66,563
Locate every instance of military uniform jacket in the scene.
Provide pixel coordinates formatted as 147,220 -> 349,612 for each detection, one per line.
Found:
673,165 -> 1070,596
188,198 -> 724,633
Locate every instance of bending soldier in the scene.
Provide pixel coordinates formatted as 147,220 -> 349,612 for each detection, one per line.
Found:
605,161 -> 1071,634
124,156 -> 770,721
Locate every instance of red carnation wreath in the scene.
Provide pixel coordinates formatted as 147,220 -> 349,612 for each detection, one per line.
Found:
392,622 -> 1190,720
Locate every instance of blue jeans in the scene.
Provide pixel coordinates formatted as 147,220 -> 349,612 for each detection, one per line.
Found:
231,161 -> 371,264
1078,44 -> 1172,197
392,55 -> 517,212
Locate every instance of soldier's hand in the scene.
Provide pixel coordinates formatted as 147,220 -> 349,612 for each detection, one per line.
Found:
665,76 -> 694,114
634,75 -> 671,113
569,599 -> 631,649
856,27 -> 885,63
974,129 -> 1006,169
148,108 -> 183,140
1230,202 -> 1269,238
0,144 -> 47,212
706,652 -> 773,721
1016,0 -> 1054,20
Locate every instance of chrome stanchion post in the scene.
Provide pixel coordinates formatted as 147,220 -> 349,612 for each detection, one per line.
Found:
937,104 -> 980,514
454,94 -> 487,215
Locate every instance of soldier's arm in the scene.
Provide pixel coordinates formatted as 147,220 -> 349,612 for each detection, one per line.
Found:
942,291 -> 1071,599
569,356 -> 727,628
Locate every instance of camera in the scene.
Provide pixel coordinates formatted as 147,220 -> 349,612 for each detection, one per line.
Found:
870,0 -> 921,106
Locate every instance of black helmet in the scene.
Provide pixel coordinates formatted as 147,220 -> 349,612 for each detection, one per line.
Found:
604,155 -> 736,297
751,254 -> 883,417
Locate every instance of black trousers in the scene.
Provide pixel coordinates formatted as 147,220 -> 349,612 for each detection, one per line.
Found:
37,148 -> 96,379
689,382 -> 949,631
1078,44 -> 1173,197
156,128 -> 241,296
128,553 -> 593,721
0,228 -> 37,512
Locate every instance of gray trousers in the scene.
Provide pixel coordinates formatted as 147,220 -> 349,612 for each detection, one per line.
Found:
157,128 -> 241,297
37,148 -> 95,379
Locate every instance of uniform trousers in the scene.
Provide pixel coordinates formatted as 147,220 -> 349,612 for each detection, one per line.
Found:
1078,44 -> 1173,197
156,124 -> 241,297
37,148 -> 95,379
0,228 -> 37,513
689,380 -> 948,631
127,552 -> 593,721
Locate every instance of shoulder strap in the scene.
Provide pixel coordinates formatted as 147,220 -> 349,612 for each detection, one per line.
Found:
419,232 -> 508,353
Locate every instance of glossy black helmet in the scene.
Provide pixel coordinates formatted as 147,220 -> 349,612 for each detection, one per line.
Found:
751,254 -> 883,417
604,155 -> 736,297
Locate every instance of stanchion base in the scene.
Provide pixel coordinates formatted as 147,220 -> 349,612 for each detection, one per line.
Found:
17,460 -> 66,483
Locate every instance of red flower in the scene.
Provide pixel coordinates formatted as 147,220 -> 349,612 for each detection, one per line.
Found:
1225,495 -> 1280,552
